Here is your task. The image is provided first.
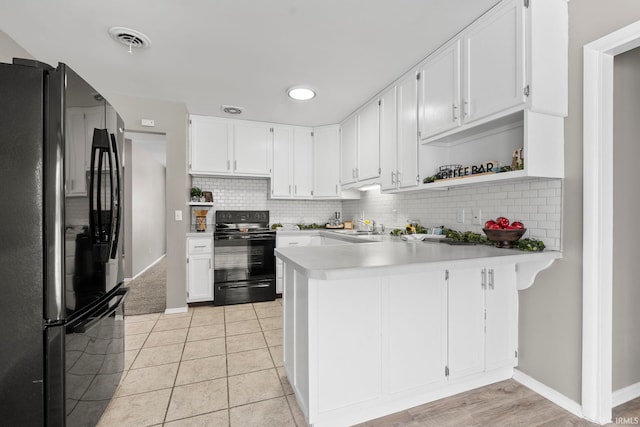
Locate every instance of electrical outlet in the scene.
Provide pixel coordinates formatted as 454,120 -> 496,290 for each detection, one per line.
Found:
175,210 -> 182,221
472,208 -> 482,225
456,208 -> 465,223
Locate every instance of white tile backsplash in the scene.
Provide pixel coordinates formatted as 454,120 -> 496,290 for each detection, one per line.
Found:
342,178 -> 562,250
192,176 -> 562,250
191,177 -> 342,225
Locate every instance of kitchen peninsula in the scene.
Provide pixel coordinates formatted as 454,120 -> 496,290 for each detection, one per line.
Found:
275,238 -> 560,427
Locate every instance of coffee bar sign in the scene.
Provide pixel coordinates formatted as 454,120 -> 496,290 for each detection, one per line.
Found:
439,161 -> 498,180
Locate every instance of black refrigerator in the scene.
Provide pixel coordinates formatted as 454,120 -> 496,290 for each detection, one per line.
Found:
0,58 -> 128,427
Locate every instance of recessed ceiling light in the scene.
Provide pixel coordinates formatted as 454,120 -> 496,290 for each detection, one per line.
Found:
287,87 -> 316,101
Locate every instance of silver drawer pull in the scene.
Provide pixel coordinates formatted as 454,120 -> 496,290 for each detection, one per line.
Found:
194,245 -> 207,248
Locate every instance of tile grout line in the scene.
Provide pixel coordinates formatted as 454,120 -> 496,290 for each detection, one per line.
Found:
161,310 -> 192,426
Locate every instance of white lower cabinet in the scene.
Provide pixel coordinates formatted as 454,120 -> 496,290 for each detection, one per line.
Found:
187,236 -> 213,302
387,271 -> 447,393
447,265 -> 518,378
283,262 -> 518,426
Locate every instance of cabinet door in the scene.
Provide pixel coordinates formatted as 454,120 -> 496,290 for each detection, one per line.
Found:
187,253 -> 213,302
420,41 -> 461,139
65,108 -> 87,196
293,127 -> 313,197
340,115 -> 357,185
233,121 -> 272,175
271,125 -> 293,198
357,99 -> 380,181
485,264 -> 518,371
396,73 -> 419,189
190,115 -> 233,174
387,271 -> 447,393
447,268 -> 485,379
312,125 -> 340,197
379,86 -> 397,191
463,0 -> 524,123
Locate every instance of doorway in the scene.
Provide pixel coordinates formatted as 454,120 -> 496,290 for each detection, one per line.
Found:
583,20 -> 640,424
123,131 -> 167,315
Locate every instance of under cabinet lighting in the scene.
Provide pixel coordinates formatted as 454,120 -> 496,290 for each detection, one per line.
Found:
287,87 -> 316,101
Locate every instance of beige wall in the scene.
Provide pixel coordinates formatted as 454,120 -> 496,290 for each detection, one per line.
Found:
103,94 -> 189,310
612,47 -> 640,392
518,1 -> 640,403
0,29 -> 33,62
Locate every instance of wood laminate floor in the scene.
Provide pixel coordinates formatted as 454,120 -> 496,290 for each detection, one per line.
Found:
357,380 -> 640,427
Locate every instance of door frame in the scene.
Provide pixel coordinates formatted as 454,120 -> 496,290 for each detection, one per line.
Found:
582,19 -> 640,424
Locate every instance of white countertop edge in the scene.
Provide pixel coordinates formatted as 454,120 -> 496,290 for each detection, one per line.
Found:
275,245 -> 562,281
186,231 -> 213,237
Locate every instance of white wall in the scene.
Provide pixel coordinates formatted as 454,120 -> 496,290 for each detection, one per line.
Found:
130,140 -> 166,277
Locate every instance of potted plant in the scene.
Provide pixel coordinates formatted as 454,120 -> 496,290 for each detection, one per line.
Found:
190,186 -> 202,202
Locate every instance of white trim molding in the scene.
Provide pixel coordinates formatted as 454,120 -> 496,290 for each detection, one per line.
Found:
164,306 -> 188,315
582,19 -> 640,425
514,369 -> 583,418
613,382 -> 640,408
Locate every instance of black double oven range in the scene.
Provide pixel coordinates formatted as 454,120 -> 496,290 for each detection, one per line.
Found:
213,210 -> 276,306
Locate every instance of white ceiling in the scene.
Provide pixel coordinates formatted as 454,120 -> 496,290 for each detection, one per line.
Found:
1,1 -> 499,127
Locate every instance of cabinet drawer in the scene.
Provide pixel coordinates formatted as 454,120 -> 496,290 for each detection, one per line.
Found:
277,235 -> 313,247
188,237 -> 212,254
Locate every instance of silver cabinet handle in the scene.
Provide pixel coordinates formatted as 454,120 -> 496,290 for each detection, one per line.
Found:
452,104 -> 459,122
194,245 -> 206,248
488,269 -> 494,290
463,100 -> 470,117
352,168 -> 356,179
481,268 -> 486,289
209,259 -> 211,269
391,171 -> 396,184
288,184 -> 291,194
335,184 -> 338,194
294,185 -> 297,194
355,168 -> 359,179
396,170 -> 402,185
227,159 -> 230,170
289,242 -> 299,245
234,160 -> 237,170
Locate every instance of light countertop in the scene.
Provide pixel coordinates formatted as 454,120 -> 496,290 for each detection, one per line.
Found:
275,237 -> 561,280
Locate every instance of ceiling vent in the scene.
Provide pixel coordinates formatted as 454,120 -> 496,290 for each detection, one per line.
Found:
221,105 -> 244,115
108,27 -> 152,50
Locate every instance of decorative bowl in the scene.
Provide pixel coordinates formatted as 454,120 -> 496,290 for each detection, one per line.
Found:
482,228 -> 526,248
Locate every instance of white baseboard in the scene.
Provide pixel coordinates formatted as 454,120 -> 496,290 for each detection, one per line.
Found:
164,306 -> 188,315
613,382 -> 640,407
127,254 -> 166,281
513,369 -> 583,419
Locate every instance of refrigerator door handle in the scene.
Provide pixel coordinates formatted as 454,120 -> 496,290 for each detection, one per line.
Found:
109,133 -> 121,260
69,287 -> 128,334
89,129 -> 112,263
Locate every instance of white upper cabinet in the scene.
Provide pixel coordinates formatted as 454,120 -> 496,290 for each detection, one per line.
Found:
292,127 -> 313,197
420,0 -> 524,140
396,73 -> 419,189
312,125 -> 341,198
271,125 -> 293,198
357,99 -> 381,181
189,115 -> 271,177
189,115 -> 234,175
420,41 -> 461,139
379,86 -> 397,191
463,0 -> 524,124
380,73 -> 419,192
270,125 -> 313,199
340,115 -> 358,185
340,98 -> 381,186
233,121 -> 272,175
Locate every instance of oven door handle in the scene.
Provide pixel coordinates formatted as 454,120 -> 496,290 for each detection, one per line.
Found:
218,282 -> 272,290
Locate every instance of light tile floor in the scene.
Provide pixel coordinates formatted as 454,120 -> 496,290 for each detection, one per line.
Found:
98,299 -> 306,427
